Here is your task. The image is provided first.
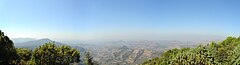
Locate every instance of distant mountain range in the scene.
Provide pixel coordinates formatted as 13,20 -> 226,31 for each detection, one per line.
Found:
12,38 -> 218,65
70,40 -> 215,65
91,45 -> 161,65
12,38 -> 64,49
11,38 -> 36,43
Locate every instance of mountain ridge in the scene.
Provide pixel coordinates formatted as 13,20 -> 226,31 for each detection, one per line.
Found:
14,38 -> 64,49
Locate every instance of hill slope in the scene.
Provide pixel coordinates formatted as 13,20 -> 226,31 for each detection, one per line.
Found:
11,38 -> 35,43
142,36 -> 240,65
14,38 -> 64,49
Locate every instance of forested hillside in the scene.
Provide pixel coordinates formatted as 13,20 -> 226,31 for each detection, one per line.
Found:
2,29 -> 240,65
142,36 -> 240,65
0,30 -> 96,65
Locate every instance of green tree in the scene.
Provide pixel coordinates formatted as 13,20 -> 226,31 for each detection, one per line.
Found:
32,42 -> 80,65
16,48 -> 32,64
84,51 -> 97,65
0,30 -> 19,64
142,36 -> 240,65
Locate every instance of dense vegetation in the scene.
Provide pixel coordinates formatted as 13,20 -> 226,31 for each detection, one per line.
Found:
2,29 -> 240,65
0,30 -> 96,65
84,51 -> 98,65
142,36 -> 240,65
0,30 -> 19,64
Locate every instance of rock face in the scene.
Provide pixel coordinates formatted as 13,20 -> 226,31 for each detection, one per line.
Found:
92,45 -> 160,65
13,38 -> 212,65
76,40 -> 206,65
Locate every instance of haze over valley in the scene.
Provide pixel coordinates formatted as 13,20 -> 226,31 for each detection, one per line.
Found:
1,0 -> 240,65
10,37 -> 222,65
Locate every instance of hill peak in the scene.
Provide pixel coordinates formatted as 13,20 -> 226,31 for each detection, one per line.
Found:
119,45 -> 129,50
39,38 -> 52,41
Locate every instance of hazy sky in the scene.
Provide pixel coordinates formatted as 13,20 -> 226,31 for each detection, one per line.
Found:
0,0 -> 239,41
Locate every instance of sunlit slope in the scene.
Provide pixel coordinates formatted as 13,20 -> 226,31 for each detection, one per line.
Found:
142,36 -> 240,65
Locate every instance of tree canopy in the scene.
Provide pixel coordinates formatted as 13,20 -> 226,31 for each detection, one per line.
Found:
142,36 -> 240,65
0,30 -> 19,65
84,51 -> 98,65
0,30 -> 81,65
32,42 -> 80,65
16,48 -> 32,64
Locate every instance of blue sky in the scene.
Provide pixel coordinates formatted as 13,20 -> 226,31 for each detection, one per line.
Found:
0,0 -> 240,41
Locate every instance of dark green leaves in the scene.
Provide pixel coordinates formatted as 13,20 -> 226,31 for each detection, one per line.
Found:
0,30 -> 19,65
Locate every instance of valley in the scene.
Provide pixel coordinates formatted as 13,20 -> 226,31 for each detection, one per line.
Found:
12,38 -> 215,65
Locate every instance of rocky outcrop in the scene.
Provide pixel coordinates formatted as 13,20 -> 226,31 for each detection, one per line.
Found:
93,45 -> 160,65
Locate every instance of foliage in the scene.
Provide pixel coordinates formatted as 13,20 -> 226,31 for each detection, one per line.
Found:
32,42 -> 80,65
142,36 -> 240,65
0,30 -> 81,65
84,51 -> 98,65
0,30 -> 19,65
16,48 -> 32,64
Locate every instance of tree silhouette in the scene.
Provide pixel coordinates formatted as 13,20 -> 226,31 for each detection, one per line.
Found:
0,30 -> 19,65
84,51 -> 98,65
